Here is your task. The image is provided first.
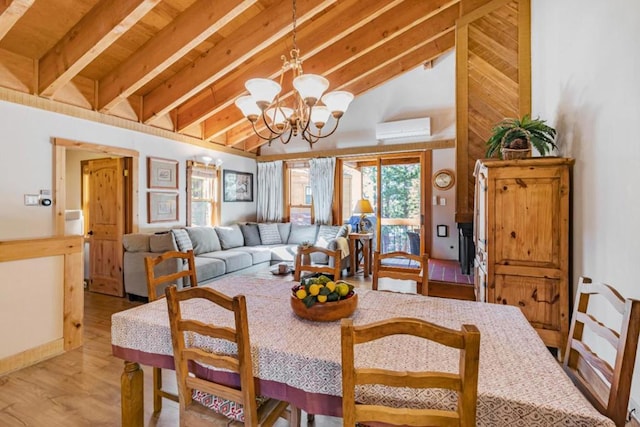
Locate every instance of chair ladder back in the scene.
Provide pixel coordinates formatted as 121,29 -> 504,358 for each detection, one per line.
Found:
372,251 -> 429,295
294,245 -> 342,282
341,317 -> 480,427
165,286 -> 262,424
563,276 -> 640,427
145,249 -> 198,302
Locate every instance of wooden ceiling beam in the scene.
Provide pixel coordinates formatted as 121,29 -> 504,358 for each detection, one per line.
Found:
216,3 -> 459,148
202,0 -> 459,143
0,0 -> 34,42
175,0 -> 404,132
38,0 -> 160,98
141,0 -> 337,124
97,0 -> 257,112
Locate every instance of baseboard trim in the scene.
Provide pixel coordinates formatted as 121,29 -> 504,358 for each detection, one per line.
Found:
0,338 -> 64,376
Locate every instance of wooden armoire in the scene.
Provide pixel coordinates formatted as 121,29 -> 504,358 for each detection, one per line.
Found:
473,157 -> 574,350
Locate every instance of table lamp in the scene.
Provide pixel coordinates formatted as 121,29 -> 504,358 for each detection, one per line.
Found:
353,198 -> 374,232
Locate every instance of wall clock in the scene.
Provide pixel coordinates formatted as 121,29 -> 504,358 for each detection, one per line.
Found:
432,169 -> 455,190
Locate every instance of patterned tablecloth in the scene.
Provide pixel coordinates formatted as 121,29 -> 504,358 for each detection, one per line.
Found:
111,277 -> 613,426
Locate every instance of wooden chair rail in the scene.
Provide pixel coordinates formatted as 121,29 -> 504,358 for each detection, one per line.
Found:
563,276 -> 640,427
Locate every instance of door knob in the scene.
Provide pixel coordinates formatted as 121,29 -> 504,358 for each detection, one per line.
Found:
88,230 -> 94,235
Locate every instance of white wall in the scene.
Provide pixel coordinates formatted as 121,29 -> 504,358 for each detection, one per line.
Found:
431,148 -> 457,259
65,150 -> 105,210
0,100 -> 257,240
532,0 -> 640,409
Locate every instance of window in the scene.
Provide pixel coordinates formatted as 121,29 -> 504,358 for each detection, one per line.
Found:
287,162 -> 312,225
186,161 -> 220,226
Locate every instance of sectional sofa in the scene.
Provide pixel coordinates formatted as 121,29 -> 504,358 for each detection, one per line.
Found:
122,222 -> 350,299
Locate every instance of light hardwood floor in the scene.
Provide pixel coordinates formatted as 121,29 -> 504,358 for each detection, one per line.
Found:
0,267 -> 468,426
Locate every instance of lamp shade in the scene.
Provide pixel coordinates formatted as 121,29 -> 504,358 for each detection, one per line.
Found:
265,107 -> 293,126
310,105 -> 331,126
353,198 -> 374,214
322,91 -> 354,114
235,95 -> 262,118
245,78 -> 281,105
293,74 -> 329,103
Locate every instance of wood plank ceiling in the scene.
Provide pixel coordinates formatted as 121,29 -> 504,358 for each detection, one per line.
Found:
0,0 -> 460,155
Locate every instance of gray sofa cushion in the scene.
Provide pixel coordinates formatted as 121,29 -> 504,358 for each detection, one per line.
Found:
269,244 -> 298,263
149,232 -> 177,253
193,257 -> 226,282
200,250 -> 252,273
258,223 -> 282,245
122,234 -> 150,252
287,224 -> 318,245
215,224 -> 245,249
186,227 -> 221,254
171,229 -> 193,252
233,246 -> 272,265
240,224 -> 261,246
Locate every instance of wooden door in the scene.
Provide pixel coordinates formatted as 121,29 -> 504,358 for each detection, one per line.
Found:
87,158 -> 125,296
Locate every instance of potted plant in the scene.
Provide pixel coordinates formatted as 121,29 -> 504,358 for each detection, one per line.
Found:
486,115 -> 557,159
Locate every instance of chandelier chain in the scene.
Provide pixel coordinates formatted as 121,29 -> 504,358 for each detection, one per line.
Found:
292,0 -> 297,51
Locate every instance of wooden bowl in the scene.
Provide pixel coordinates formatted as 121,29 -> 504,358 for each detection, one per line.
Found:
290,293 -> 358,322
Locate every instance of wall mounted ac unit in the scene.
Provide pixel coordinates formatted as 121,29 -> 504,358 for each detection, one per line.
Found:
375,117 -> 431,140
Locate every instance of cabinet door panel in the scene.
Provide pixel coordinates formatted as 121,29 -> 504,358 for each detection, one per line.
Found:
494,177 -> 560,267
494,274 -> 560,331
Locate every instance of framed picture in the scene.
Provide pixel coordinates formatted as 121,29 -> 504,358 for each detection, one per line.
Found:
148,192 -> 178,223
437,224 -> 449,238
147,157 -> 178,189
223,170 -> 253,202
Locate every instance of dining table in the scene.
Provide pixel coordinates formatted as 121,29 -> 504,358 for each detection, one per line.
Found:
111,276 -> 614,427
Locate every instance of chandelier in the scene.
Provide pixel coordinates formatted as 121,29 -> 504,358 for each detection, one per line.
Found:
234,0 -> 354,148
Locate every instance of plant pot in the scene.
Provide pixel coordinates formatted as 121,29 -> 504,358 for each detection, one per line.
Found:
501,147 -> 532,160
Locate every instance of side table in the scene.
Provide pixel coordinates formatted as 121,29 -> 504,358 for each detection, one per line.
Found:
348,233 -> 373,278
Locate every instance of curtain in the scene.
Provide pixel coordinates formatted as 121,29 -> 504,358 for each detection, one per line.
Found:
309,157 -> 336,225
257,160 -> 283,222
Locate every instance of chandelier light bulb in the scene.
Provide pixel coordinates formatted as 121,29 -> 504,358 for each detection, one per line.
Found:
245,78 -> 281,109
293,74 -> 329,105
322,91 -> 354,116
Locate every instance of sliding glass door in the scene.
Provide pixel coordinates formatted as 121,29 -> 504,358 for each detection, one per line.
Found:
342,153 -> 428,255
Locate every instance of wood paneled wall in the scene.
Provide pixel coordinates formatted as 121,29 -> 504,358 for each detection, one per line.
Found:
455,0 -> 531,222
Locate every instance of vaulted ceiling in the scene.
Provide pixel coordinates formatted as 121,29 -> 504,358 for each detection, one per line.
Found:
0,0 -> 460,155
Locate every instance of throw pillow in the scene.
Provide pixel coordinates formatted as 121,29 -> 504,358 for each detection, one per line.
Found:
171,229 -> 193,252
214,224 -> 245,249
258,223 -> 282,245
151,232 -> 179,253
186,227 -> 222,255
240,223 -> 262,246
287,224 -> 318,245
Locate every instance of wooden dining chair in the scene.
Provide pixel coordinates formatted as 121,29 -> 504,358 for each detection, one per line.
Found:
341,317 -> 480,426
165,285 -> 299,426
293,245 -> 342,282
144,249 -> 198,412
372,251 -> 429,295
563,276 -> 640,427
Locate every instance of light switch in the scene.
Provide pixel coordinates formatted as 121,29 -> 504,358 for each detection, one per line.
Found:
439,197 -> 446,206
24,194 -> 39,206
